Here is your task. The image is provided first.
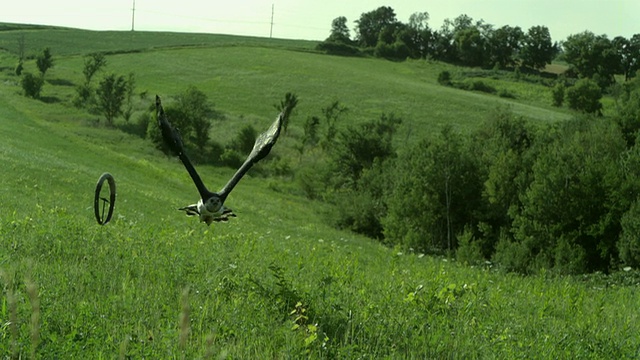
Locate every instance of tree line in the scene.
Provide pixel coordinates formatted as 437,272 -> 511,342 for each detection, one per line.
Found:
318,6 -> 640,83
294,76 -> 640,275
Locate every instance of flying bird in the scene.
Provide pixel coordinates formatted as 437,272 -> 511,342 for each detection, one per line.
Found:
156,95 -> 284,225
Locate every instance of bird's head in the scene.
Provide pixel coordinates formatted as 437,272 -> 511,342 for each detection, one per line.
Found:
203,194 -> 223,214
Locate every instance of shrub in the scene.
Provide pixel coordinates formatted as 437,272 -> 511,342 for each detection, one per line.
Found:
619,198 -> 640,267
566,78 -> 602,114
229,124 -> 257,155
316,41 -> 360,56
21,72 -> 44,99
551,82 -> 565,106
15,61 -> 23,76
456,227 -> 485,266
468,80 -> 496,94
498,89 -> 516,98
437,71 -> 452,86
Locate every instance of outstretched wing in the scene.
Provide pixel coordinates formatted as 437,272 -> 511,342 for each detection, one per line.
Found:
156,95 -> 213,200
218,112 -> 284,201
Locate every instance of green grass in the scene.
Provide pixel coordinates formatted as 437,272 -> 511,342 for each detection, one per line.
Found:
1,27 -> 639,358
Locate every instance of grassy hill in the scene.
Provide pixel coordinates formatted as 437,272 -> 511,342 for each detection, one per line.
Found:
1,26 -> 638,358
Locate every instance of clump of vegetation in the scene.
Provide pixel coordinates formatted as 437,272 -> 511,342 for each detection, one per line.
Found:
21,72 -> 44,98
437,70 -> 452,86
551,82 -> 565,106
566,78 -> 602,114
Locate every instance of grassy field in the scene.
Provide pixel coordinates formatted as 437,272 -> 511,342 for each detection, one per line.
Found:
1,26 -> 639,358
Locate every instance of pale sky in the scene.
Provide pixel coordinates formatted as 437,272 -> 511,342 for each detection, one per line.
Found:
2,0 -> 638,42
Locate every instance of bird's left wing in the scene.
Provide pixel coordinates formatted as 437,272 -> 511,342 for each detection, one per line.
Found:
156,95 -> 213,200
218,112 -> 284,200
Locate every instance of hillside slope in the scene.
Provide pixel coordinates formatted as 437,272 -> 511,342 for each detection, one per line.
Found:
1,28 -> 638,358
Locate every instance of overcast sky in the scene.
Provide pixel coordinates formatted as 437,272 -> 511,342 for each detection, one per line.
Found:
2,0 -> 638,42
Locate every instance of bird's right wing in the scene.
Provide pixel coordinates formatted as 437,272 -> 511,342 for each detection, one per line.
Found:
156,95 -> 213,200
218,112 -> 284,201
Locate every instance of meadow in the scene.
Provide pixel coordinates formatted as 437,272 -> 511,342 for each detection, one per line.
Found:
1,25 -> 639,358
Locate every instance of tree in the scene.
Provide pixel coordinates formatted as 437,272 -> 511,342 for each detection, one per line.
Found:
512,118 -> 626,273
83,53 -> 107,84
327,16 -> 351,44
355,6 -> 398,48
520,26 -> 556,70
566,78 -> 603,115
487,25 -> 523,68
175,86 -> 216,151
405,11 -> 432,58
384,126 -> 482,253
563,31 -> 619,87
455,26 -> 485,66
96,73 -> 128,125
36,47 -> 54,77
21,72 -> 44,99
613,34 -> 640,81
274,92 -> 299,134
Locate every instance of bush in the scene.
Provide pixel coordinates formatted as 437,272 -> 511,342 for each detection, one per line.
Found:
498,89 -> 516,98
21,72 -> 44,99
551,82 -> 565,106
15,61 -> 23,76
316,41 -> 360,56
566,78 -> 602,114
456,228 -> 485,266
619,198 -> 640,267
437,71 -> 452,86
229,124 -> 257,155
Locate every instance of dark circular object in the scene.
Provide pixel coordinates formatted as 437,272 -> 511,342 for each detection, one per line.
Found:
94,172 -> 116,225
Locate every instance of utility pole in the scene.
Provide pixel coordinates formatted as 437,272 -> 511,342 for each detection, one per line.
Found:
269,4 -> 274,38
131,0 -> 136,31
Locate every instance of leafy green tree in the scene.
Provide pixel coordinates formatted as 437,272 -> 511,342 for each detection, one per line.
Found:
274,92 -> 299,134
21,72 -> 44,99
487,25 -> 523,68
404,11 -> 432,58
355,6 -> 398,48
384,126 -> 482,253
96,73 -> 127,125
74,53 -> 108,109
123,73 -> 136,122
327,16 -> 351,44
519,26 -> 556,70
36,47 -> 54,77
563,31 -> 619,87
512,118 -> 626,273
619,198 -> 640,267
83,53 -> 107,84
472,108 -> 535,256
613,34 -> 640,81
566,78 -> 603,114
613,78 -> 640,146
454,26 -> 486,66
320,100 -> 348,149
174,86 -> 217,151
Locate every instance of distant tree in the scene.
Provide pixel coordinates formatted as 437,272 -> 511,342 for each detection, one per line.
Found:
123,72 -> 136,122
455,26 -> 486,66
327,16 -> 351,44
355,6 -> 398,48
274,92 -> 299,134
320,100 -> 348,149
487,25 -> 523,69
405,11 -> 432,58
21,72 -> 44,99
96,73 -> 128,125
563,31 -> 618,87
175,86 -> 216,151
519,26 -> 556,70
83,53 -> 107,84
385,126 -> 481,253
36,47 -> 54,77
566,78 -> 603,115
613,34 -> 640,81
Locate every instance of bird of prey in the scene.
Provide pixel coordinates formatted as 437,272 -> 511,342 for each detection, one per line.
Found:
156,95 -> 284,225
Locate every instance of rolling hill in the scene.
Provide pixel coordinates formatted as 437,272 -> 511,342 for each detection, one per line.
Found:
0,25 -> 637,358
